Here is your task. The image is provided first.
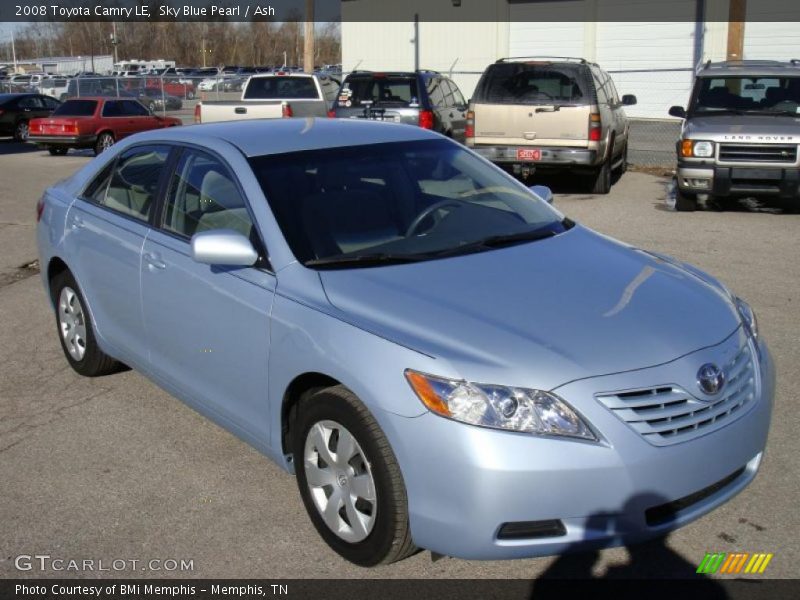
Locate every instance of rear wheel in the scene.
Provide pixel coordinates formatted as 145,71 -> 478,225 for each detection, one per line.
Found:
293,385 -> 417,566
13,120 -> 29,142
674,188 -> 698,212
48,147 -> 68,156
50,270 -> 121,377
94,132 -> 115,156
589,160 -> 612,194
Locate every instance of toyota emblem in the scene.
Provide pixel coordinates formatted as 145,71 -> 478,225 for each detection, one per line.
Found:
697,363 -> 725,395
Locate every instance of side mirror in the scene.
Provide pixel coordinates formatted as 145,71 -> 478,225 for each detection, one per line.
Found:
621,94 -> 637,106
669,105 -> 686,118
191,229 -> 258,267
529,184 -> 553,204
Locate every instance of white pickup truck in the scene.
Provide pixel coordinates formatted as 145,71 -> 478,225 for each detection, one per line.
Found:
194,72 -> 340,123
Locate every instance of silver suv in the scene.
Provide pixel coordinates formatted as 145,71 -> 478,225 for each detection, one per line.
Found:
467,57 -> 636,194
670,60 -> 800,211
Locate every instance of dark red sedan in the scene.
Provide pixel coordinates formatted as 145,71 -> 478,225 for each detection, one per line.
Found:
29,97 -> 182,156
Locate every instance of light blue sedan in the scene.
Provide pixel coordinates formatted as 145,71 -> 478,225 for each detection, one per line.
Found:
36,119 -> 773,566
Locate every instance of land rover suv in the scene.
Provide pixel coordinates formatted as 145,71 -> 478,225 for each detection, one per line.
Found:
467,57 -> 637,193
330,70 -> 468,142
670,60 -> 800,211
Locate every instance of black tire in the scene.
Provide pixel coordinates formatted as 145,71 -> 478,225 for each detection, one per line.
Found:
48,147 -> 68,156
589,160 -> 612,194
619,142 -> 629,175
674,188 -> 698,212
293,385 -> 417,566
94,132 -> 114,156
13,119 -> 29,142
50,270 -> 121,377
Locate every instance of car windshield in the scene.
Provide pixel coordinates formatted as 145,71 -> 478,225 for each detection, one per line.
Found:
249,139 -> 568,268
476,63 -> 590,105
243,76 -> 319,99
693,76 -> 800,115
52,100 -> 97,116
340,76 -> 419,108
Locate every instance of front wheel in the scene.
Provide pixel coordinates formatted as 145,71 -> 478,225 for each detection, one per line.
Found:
674,188 -> 698,212
50,270 -> 121,377
94,132 -> 115,156
293,385 -> 417,566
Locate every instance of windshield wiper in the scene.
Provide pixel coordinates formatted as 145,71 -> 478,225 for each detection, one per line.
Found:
427,227 -> 558,259
305,253 -> 427,269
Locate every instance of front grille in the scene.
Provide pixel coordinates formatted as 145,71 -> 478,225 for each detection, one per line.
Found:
718,143 -> 797,164
596,344 -> 756,446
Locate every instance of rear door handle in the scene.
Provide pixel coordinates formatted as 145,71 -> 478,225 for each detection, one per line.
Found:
144,252 -> 166,270
235,107 -> 247,114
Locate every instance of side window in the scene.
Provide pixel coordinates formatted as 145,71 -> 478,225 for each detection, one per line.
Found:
42,96 -> 59,110
440,80 -> 456,107
102,101 -> 123,117
121,100 -> 150,116
592,69 -> 609,105
19,96 -> 44,109
604,72 -> 620,105
450,81 -> 466,107
103,146 -> 170,221
163,150 -> 254,240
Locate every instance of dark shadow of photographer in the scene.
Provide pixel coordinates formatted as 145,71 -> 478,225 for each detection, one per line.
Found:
530,492 -> 729,599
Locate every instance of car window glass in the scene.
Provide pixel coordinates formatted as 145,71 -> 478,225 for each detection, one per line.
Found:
243,77 -> 319,100
42,97 -> 59,110
164,150 -> 254,240
18,96 -> 43,109
102,100 -> 123,117
341,77 -> 419,108
592,70 -> 609,104
53,99 -> 97,116
84,163 -> 115,203
479,63 -> 590,104
606,73 -> 621,105
103,146 -> 169,221
450,82 -> 466,107
427,78 -> 445,107
121,100 -> 149,116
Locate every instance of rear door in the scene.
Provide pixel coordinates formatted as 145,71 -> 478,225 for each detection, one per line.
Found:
472,62 -> 591,147
63,145 -> 170,363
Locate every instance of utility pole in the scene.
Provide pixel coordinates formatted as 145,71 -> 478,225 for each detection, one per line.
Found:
304,0 -> 315,73
413,14 -> 419,72
727,0 -> 746,60
111,22 -> 119,64
11,27 -> 17,72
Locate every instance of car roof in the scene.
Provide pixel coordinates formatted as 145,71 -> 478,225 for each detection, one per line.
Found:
699,60 -> 800,78
129,118 -> 441,157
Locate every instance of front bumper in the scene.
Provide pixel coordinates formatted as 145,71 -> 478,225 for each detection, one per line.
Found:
380,331 -> 774,560
30,134 -> 97,148
677,162 -> 800,199
470,144 -> 597,168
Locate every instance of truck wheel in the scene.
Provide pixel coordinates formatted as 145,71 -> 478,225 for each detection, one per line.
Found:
293,385 -> 417,566
589,161 -> 612,194
674,188 -> 697,212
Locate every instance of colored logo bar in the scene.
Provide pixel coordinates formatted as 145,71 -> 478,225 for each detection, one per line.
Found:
697,552 -> 774,574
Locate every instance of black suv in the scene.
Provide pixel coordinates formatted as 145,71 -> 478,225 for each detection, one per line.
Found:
331,70 -> 468,142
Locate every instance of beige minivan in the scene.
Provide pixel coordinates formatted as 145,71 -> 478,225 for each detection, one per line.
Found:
467,57 -> 637,194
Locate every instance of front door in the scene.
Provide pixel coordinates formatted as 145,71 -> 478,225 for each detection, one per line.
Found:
141,147 -> 275,440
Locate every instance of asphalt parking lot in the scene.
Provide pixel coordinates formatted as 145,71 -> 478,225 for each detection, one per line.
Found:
1,138 -> 798,580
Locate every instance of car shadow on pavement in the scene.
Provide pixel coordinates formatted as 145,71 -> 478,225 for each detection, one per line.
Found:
0,139 -> 39,155
527,493 -> 730,599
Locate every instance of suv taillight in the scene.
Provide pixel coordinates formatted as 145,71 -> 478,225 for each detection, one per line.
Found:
465,110 -> 475,139
589,113 -> 602,142
419,110 -> 434,130
282,102 -> 293,118
194,103 -> 201,123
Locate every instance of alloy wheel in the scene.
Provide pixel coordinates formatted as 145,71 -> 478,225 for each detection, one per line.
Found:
58,286 -> 87,361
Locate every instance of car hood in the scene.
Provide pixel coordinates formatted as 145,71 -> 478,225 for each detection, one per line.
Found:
685,114 -> 800,139
318,226 -> 741,389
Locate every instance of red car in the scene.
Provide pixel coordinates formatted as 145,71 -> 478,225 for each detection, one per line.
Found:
28,97 -> 182,156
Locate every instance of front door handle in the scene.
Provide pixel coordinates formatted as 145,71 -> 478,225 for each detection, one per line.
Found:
144,252 -> 166,270
70,215 -> 84,229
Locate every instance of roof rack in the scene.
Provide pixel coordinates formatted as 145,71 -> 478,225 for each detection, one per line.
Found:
702,59 -> 798,70
416,69 -> 441,74
496,56 -> 588,64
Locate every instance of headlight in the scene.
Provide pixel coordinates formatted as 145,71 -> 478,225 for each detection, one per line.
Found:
405,370 -> 596,440
681,140 -> 714,158
734,296 -> 758,340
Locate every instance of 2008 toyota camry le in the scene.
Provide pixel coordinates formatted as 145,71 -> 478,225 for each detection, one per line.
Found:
37,118 -> 773,567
